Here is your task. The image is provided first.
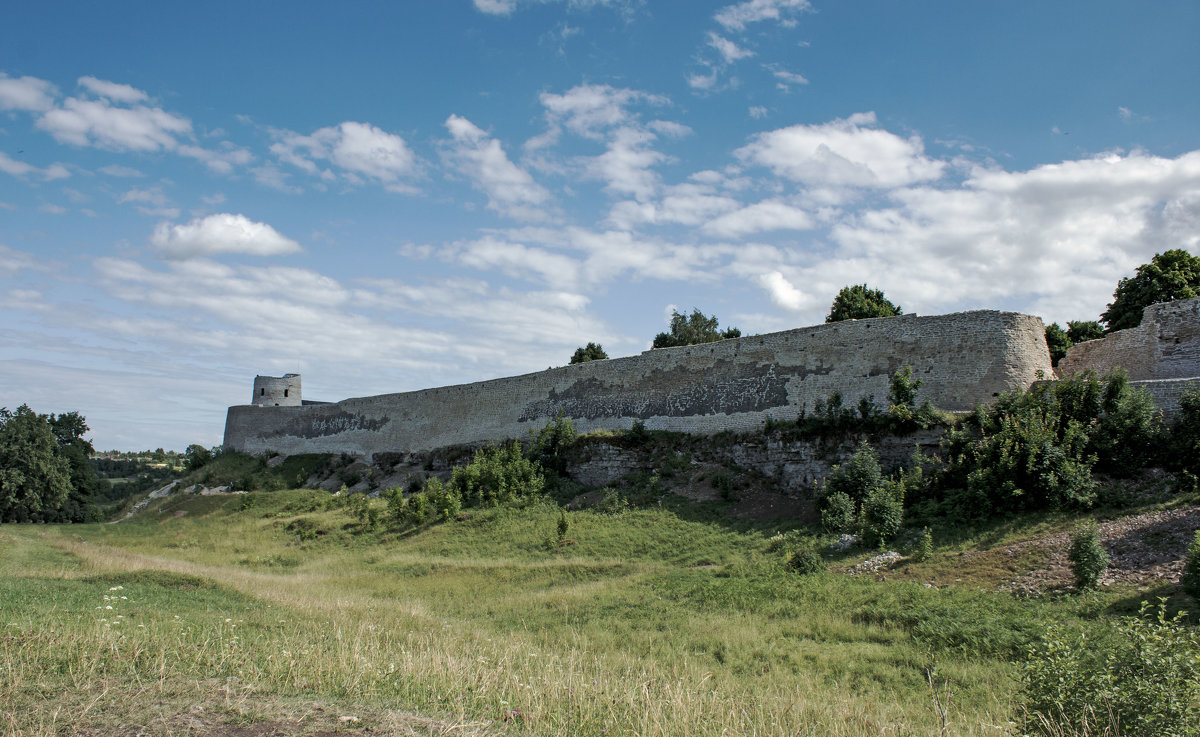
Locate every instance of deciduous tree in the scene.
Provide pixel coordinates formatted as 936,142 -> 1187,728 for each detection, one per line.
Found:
1101,249 -> 1200,332
826,284 -> 901,322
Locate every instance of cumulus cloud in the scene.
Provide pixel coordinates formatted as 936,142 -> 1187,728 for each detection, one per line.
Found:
537,84 -> 668,142
0,73 -> 57,112
702,198 -> 814,237
715,0 -> 812,30
442,114 -> 553,221
708,33 -> 754,63
150,214 -> 303,259
38,95 -> 192,151
98,164 -> 145,178
472,0 -> 634,15
270,121 -> 419,191
584,126 -> 668,200
77,76 -> 148,103
767,65 -> 809,89
0,151 -> 70,181
736,112 -> 945,190
758,270 -> 806,310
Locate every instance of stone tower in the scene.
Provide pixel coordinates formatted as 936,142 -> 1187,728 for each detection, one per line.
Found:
252,374 -> 302,407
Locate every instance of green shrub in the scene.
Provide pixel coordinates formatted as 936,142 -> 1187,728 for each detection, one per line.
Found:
823,441 -> 882,506
787,544 -> 825,575
913,527 -> 933,562
450,441 -> 545,506
1183,530 -> 1200,598
1021,600 -> 1200,736
1172,384 -> 1200,476
1067,520 -> 1109,591
861,480 -> 904,548
529,410 -> 577,476
425,477 -> 462,521
820,491 -> 856,533
556,509 -> 569,543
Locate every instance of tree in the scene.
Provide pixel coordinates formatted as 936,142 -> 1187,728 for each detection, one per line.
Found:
652,308 -> 740,348
0,405 -> 72,522
185,444 -> 214,472
570,342 -> 608,364
1100,249 -> 1200,332
1045,323 -> 1071,367
47,411 -> 99,522
826,284 -> 902,323
1066,320 -> 1104,344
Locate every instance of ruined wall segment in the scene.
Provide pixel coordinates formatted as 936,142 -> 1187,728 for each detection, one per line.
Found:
252,374 -> 302,407
224,310 -> 1053,459
1058,297 -> 1200,380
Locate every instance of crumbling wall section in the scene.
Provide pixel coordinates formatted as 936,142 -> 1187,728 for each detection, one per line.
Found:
1059,298 -> 1200,380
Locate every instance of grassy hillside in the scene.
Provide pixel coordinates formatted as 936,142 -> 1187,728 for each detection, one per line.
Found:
5,484 -> 1192,736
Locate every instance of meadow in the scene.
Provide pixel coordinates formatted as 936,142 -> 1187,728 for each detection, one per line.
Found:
1,484 -> 1172,737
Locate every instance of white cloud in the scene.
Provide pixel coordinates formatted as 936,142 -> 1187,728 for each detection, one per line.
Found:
538,84 -> 668,141
583,126 -> 669,200
0,245 -> 41,277
708,33 -> 754,64
99,164 -> 145,178
270,121 -> 419,190
442,114 -> 553,221
0,73 -> 57,112
820,150 -> 1200,323
38,203 -> 67,215
607,183 -> 740,229
474,0 -> 517,12
473,0 -> 633,16
736,112 -> 945,190
687,67 -> 719,91
37,95 -> 192,151
767,65 -> 809,88
702,198 -> 814,238
758,270 -> 806,310
715,0 -> 811,30
749,106 -> 768,119
251,165 -> 302,194
177,142 -> 253,174
77,76 -> 148,104
446,236 -> 582,286
0,151 -> 70,181
150,214 -> 304,259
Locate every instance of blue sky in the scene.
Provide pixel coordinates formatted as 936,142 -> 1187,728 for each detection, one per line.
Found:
2,0 -> 1198,450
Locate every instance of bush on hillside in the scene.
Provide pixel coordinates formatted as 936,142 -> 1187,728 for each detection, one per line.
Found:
1183,530 -> 1200,598
861,479 -> 905,548
822,441 -> 882,506
450,441 -> 545,506
820,491 -> 856,533
1068,521 -> 1109,591
1172,384 -> 1200,477
787,543 -> 825,575
1021,600 -> 1200,737
529,410 -> 577,476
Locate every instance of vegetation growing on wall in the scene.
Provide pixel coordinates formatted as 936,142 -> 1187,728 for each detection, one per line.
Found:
570,342 -> 609,364
651,308 -> 741,348
825,284 -> 902,322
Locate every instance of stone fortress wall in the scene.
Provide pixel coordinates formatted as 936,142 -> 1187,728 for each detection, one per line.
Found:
224,309 -> 1054,460
1059,297 -> 1200,419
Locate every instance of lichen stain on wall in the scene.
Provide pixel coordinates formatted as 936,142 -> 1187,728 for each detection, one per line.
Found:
519,362 -> 793,421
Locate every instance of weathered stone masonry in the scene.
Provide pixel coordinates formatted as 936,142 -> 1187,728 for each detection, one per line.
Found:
224,309 -> 1053,460
1059,297 -> 1200,419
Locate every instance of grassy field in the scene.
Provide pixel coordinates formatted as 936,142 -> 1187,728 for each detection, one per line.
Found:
0,487 -> 1172,736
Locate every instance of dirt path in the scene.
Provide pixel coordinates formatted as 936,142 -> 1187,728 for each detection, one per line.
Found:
1001,504 -> 1200,595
